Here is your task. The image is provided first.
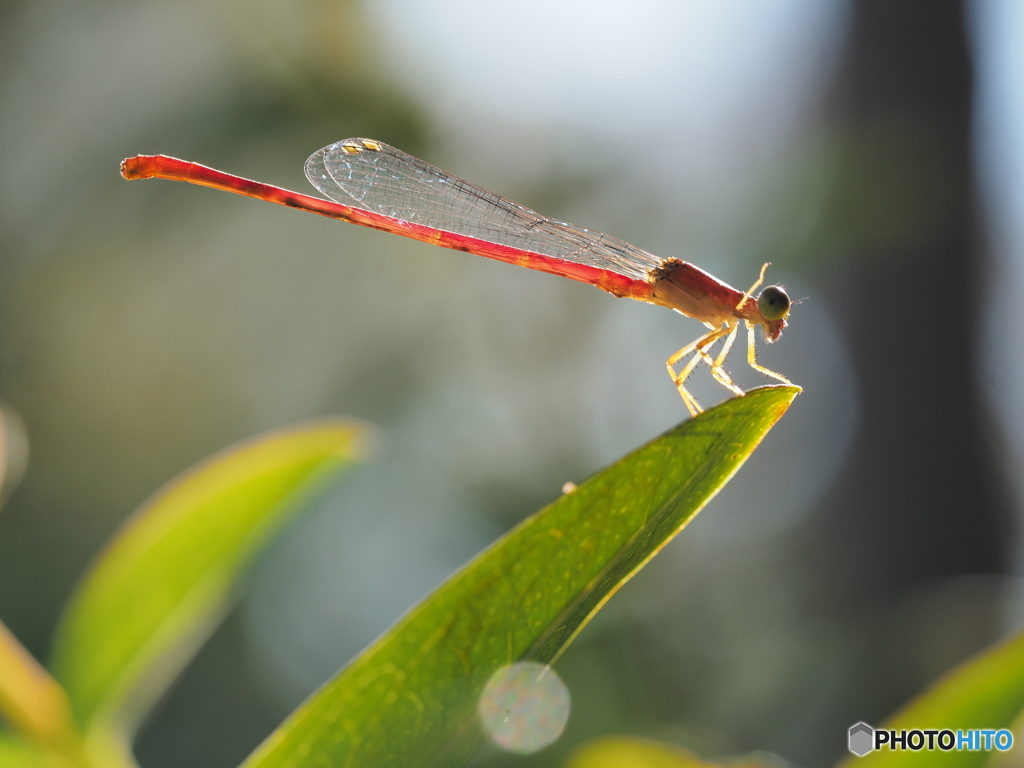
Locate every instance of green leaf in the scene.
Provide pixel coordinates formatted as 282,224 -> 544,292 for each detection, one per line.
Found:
0,620 -> 76,747
0,732 -> 47,768
50,419 -> 370,736
564,735 -> 778,768
835,629 -> 1024,767
242,386 -> 799,768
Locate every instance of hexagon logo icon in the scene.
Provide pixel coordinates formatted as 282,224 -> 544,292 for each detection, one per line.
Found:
848,722 -> 874,757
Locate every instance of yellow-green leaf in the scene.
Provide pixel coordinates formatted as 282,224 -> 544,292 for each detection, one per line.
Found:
565,735 -> 776,768
50,419 -> 369,736
836,629 -> 1024,767
0,732 -> 47,768
242,387 -> 798,768
0,621 -> 76,747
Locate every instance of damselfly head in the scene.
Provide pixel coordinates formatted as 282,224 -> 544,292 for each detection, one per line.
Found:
758,285 -> 790,342
757,285 -> 790,320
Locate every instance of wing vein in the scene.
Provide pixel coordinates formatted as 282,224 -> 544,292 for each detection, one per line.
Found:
304,139 -> 663,281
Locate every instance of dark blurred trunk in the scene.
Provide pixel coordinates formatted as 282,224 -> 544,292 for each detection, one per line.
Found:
798,0 -> 1012,759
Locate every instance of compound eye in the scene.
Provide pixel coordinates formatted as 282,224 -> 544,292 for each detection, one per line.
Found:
757,285 -> 791,321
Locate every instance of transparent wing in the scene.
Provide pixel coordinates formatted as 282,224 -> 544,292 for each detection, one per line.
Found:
304,138 -> 662,281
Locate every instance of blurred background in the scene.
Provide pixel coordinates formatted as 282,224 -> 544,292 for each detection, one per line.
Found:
0,0 -> 1020,765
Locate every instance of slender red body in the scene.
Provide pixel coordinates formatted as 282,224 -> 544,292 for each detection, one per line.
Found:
121,156 -> 653,303
119,155 -> 777,335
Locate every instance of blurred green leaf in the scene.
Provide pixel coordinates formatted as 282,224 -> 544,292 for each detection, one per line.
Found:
0,621 -> 76,748
0,733 -> 44,768
564,735 -> 779,768
836,628 -> 1024,767
50,419 -> 370,736
242,386 -> 799,768
0,730 -> 123,768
